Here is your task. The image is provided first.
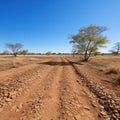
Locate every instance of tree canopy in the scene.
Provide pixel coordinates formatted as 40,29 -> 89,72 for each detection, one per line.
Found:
70,25 -> 109,61
6,43 -> 23,57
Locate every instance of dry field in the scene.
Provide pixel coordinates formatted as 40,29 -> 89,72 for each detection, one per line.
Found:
87,55 -> 120,86
0,55 -> 119,120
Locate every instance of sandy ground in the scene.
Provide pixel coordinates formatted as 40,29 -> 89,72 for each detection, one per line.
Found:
0,55 -> 119,120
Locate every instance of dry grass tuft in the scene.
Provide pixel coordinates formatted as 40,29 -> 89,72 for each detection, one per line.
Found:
106,67 -> 120,74
99,67 -> 105,72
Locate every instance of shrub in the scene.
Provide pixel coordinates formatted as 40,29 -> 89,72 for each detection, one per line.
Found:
106,68 -> 120,74
16,62 -> 20,64
99,68 -> 104,72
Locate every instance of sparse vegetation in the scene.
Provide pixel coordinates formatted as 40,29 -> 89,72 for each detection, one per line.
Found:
46,51 -> 52,55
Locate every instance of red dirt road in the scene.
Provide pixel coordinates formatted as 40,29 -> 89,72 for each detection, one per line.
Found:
0,57 -> 111,120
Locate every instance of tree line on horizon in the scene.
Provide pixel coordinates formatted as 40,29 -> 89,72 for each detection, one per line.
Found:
0,44 -> 70,56
0,25 -> 120,61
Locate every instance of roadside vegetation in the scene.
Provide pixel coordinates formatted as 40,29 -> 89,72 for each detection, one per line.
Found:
70,25 -> 109,62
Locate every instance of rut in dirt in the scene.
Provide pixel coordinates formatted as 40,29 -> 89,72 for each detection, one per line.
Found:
0,57 -> 109,120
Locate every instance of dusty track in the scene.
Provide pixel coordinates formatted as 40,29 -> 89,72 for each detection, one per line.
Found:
0,57 -> 110,120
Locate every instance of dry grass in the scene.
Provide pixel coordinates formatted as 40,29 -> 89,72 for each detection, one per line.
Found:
84,55 -> 120,85
88,55 -> 120,73
106,67 -> 120,74
0,55 -> 67,71
0,55 -> 44,71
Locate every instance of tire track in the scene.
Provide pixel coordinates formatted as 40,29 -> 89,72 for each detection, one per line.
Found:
40,59 -> 63,120
19,57 -> 62,120
59,57 -> 107,120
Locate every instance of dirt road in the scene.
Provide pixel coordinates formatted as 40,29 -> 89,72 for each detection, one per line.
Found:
0,57 -> 110,120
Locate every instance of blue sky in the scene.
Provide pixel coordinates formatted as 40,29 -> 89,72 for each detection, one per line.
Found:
0,0 -> 120,53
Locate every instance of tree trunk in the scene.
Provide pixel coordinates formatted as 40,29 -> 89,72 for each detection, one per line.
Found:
83,55 -> 89,62
84,40 -> 91,62
14,53 -> 17,57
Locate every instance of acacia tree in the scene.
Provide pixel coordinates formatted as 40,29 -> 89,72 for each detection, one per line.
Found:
6,43 -> 23,57
70,25 -> 109,61
112,42 -> 120,55
46,51 -> 52,55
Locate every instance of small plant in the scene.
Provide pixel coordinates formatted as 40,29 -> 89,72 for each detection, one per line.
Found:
11,62 -> 20,68
16,62 -> 20,64
106,67 -> 120,74
11,63 -> 16,68
99,68 -> 104,72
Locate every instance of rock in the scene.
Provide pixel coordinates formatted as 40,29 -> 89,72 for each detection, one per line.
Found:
100,111 -> 106,116
110,100 -> 114,104
99,105 -> 104,109
107,95 -> 112,99
91,102 -> 97,107
83,106 -> 90,110
5,98 -> 12,102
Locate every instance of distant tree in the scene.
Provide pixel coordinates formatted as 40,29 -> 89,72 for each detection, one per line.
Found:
71,45 -> 78,57
58,53 -> 62,55
111,51 -> 118,55
46,51 -> 52,55
70,25 -> 109,61
38,53 -> 42,55
112,42 -> 120,55
6,43 -> 23,57
20,50 -> 28,56
52,52 -> 56,55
